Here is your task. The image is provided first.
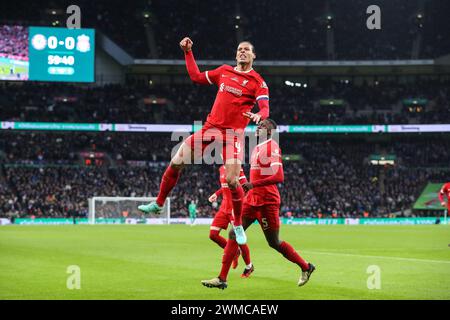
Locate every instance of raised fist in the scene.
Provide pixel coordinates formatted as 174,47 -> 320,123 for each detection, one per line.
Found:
180,37 -> 193,52
208,193 -> 217,203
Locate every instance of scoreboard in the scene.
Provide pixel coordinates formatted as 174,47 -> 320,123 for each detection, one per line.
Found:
29,27 -> 95,82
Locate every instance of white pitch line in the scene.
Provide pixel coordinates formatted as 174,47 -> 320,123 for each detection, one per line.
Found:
301,250 -> 450,265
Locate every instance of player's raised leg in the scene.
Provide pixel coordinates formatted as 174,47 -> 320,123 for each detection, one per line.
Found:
209,226 -> 228,248
138,142 -> 192,214
225,160 -> 247,245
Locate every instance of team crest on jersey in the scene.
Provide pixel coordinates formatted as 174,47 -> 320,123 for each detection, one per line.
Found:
242,79 -> 249,87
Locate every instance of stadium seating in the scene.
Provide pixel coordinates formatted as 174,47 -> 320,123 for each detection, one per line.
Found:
1,80 -> 449,124
1,0 -> 449,60
1,131 -> 448,219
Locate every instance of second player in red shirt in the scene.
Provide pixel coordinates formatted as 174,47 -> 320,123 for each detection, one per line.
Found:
439,182 -> 450,210
202,119 -> 316,290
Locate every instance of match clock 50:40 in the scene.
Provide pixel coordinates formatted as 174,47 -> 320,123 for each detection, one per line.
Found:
48,55 -> 75,66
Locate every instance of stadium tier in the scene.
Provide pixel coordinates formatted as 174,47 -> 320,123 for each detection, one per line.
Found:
1,80 -> 449,124
1,0 -> 450,60
1,131 -> 448,220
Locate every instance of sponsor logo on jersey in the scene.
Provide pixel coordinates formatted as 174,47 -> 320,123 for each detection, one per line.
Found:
219,83 -> 243,96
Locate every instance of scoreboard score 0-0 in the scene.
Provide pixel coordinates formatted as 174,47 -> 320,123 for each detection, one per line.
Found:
29,27 -> 95,82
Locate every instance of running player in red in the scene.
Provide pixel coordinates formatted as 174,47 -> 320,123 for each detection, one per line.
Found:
208,165 -> 254,276
201,119 -> 315,290
439,182 -> 450,211
139,37 -> 270,246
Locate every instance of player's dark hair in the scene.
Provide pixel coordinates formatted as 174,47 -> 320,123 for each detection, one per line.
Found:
265,118 -> 277,130
239,41 -> 256,55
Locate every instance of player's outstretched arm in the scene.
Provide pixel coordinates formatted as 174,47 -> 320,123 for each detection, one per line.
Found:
239,169 -> 248,185
438,187 -> 445,204
243,98 -> 269,124
253,164 -> 284,187
439,190 -> 446,206
256,98 -> 270,120
247,80 -> 270,123
180,37 -> 210,85
208,189 -> 223,203
242,165 -> 284,192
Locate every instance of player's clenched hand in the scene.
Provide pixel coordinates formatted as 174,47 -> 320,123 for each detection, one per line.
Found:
242,182 -> 254,193
243,112 -> 262,124
442,201 -> 447,207
180,37 -> 193,52
208,194 -> 217,203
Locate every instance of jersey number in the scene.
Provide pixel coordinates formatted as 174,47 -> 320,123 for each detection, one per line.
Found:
235,142 -> 241,153
261,218 -> 269,229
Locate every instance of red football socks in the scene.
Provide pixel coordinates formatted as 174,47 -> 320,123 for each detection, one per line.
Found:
279,241 -> 309,271
239,244 -> 251,265
156,165 -> 181,207
209,230 -> 227,248
219,239 -> 239,281
230,186 -> 244,225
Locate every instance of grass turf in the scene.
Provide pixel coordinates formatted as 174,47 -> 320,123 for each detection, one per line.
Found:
0,224 -> 449,300
0,58 -> 28,80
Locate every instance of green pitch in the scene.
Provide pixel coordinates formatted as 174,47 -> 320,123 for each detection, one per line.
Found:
0,57 -> 29,80
0,225 -> 449,300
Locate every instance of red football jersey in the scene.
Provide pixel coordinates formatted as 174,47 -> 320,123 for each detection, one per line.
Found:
439,182 -> 450,203
218,165 -> 247,213
205,65 -> 269,130
246,139 -> 282,206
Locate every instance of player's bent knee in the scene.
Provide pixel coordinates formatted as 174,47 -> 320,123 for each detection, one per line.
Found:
268,239 -> 281,250
169,161 -> 183,170
228,229 -> 236,240
170,154 -> 184,167
226,175 -> 239,189
209,229 -> 221,240
171,143 -> 193,167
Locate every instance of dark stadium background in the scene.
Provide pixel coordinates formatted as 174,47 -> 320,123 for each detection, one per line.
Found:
0,0 -> 449,222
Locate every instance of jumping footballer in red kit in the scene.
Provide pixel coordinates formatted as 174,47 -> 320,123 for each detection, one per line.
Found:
202,119 -> 315,290
208,165 -> 254,277
439,182 -> 450,211
139,37 -> 270,246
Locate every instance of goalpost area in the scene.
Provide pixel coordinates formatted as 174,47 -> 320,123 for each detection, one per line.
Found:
2,195 -> 447,226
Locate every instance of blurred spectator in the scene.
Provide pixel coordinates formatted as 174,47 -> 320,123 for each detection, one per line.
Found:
1,132 -> 448,219
1,80 -> 449,125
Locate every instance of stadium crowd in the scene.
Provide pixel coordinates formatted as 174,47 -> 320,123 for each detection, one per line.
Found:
1,79 -> 449,125
0,25 -> 28,60
0,0 -> 449,222
1,132 -> 448,220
